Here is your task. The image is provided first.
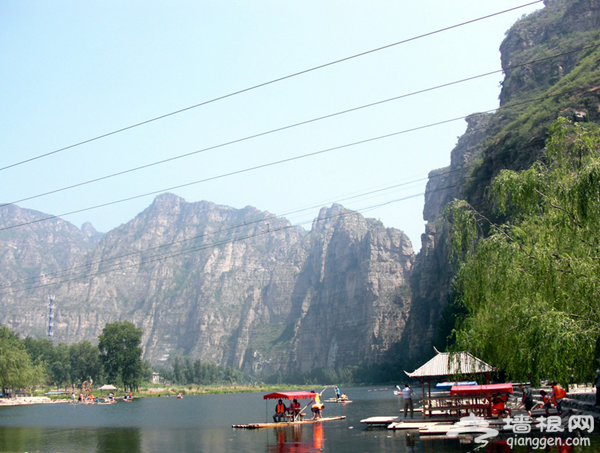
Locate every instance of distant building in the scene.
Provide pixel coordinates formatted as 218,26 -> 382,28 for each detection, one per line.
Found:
151,372 -> 162,384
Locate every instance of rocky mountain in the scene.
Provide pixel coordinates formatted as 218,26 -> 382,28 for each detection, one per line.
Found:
400,0 -> 600,365
0,195 -> 413,374
2,0 -> 599,378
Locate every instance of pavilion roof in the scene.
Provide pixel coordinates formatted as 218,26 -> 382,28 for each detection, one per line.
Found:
405,348 -> 495,379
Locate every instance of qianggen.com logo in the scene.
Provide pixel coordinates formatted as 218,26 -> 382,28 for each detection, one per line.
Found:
446,414 -> 594,450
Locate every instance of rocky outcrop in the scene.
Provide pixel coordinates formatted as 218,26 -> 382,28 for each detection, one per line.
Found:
0,195 -> 414,374
499,0 -> 600,106
401,0 -> 600,365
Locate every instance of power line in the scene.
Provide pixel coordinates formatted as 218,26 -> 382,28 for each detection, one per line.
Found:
0,178 -> 470,296
0,171 -> 451,291
0,80 -> 589,233
0,1 -> 544,173
4,39 -> 584,210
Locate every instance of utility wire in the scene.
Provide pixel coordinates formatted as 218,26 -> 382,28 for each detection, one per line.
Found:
0,81 -> 589,233
0,170 -> 452,290
0,1 -> 544,173
0,178 -> 470,296
4,40 -> 585,210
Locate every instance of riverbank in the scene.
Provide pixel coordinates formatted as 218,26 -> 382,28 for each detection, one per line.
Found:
0,396 -> 63,407
19,383 -> 319,403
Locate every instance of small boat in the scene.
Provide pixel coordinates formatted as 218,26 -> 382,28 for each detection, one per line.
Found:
232,390 -> 346,429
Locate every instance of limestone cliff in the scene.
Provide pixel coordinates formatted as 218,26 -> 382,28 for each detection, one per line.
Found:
402,0 -> 600,364
0,195 -> 414,374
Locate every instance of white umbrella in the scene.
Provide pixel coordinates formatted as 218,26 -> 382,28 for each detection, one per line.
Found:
98,384 -> 117,394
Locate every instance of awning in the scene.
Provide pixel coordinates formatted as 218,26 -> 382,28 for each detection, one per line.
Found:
98,384 -> 117,390
263,391 -> 317,400
450,383 -> 513,396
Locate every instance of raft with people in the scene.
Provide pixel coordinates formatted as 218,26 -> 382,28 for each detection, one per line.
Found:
232,391 -> 346,429
324,386 -> 352,403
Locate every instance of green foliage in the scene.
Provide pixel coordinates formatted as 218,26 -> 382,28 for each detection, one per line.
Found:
447,119 -> 600,385
98,321 -> 144,391
163,356 -> 234,385
0,327 -> 46,391
69,340 -> 103,384
21,336 -> 103,388
433,286 -> 469,351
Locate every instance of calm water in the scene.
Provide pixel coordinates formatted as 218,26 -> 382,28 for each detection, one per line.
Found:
0,386 -> 598,453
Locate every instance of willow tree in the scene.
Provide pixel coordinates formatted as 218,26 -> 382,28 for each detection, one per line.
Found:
447,118 -> 600,386
0,326 -> 46,393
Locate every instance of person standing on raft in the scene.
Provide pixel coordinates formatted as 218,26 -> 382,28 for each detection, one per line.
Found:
402,383 -> 415,418
311,392 -> 324,420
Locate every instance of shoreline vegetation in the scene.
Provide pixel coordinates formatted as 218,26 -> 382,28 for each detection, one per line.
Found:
0,383 -> 320,406
3,383 -> 600,411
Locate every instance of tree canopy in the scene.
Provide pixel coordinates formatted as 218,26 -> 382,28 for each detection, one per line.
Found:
98,321 -> 144,391
0,326 -> 46,392
447,118 -> 600,386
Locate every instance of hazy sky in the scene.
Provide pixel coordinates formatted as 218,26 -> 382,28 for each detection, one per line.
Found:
1,0 -> 542,251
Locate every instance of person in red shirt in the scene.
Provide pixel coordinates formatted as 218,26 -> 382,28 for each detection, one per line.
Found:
540,390 -> 552,416
290,399 -> 301,420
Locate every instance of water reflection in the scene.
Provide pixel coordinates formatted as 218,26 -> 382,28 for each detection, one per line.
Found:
405,432 -> 416,453
0,426 -> 141,453
1,388 -> 599,453
266,423 -> 325,453
97,427 -> 142,453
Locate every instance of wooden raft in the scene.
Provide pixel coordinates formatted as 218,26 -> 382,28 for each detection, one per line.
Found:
323,398 -> 353,403
233,415 -> 346,429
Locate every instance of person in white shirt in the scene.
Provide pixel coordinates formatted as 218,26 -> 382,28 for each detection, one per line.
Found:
402,383 -> 415,418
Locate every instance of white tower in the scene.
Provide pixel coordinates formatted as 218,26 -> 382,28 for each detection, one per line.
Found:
48,295 -> 55,339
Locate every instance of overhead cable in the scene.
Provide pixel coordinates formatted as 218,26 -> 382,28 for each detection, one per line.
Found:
4,38 -> 585,211
0,1 -> 544,173
0,79 -> 591,233
0,178 -> 470,295
0,170 -> 451,290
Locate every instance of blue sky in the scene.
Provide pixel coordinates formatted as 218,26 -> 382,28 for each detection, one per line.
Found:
1,0 -> 542,250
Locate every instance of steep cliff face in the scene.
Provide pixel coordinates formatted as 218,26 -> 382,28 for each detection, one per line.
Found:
286,204 -> 413,373
402,0 -> 600,364
0,194 -> 414,374
401,113 -> 491,361
0,205 -> 98,336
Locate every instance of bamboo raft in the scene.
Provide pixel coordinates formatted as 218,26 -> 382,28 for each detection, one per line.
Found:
233,415 -> 346,429
323,398 -> 352,403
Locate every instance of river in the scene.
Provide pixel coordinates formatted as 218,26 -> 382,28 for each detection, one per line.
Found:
0,386 -> 598,453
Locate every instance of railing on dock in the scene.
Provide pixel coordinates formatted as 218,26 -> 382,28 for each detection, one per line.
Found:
421,395 -> 491,419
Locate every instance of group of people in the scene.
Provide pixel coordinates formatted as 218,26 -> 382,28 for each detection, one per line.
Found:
273,392 -> 328,422
538,382 -> 567,416
334,386 -> 349,400
397,380 -> 568,420
273,398 -> 303,422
